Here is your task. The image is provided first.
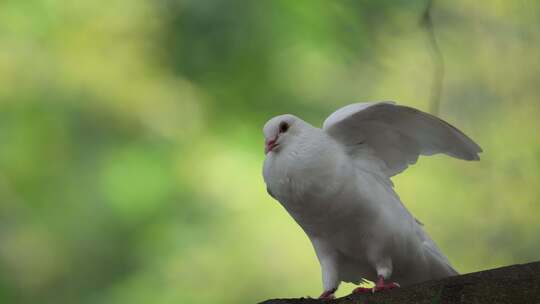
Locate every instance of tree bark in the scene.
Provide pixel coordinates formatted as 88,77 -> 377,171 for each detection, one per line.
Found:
259,261 -> 540,304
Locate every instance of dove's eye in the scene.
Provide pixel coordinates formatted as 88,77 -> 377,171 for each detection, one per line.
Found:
279,122 -> 289,133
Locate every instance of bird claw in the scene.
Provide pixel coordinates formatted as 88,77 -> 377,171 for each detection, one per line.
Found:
353,279 -> 400,295
372,281 -> 400,292
318,289 -> 336,300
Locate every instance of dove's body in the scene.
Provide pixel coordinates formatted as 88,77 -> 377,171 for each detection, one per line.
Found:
263,122 -> 457,292
262,102 -> 481,296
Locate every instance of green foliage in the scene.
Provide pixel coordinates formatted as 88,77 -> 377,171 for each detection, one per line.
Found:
0,1 -> 539,303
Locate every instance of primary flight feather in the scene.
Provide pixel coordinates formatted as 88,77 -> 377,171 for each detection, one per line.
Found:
262,102 -> 481,299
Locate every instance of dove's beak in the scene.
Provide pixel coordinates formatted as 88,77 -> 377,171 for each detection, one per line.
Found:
265,138 -> 278,154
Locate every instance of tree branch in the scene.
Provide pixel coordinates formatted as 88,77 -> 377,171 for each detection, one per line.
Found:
260,261 -> 540,304
421,0 -> 445,116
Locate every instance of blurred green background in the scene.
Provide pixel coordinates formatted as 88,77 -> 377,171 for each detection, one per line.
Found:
1,0 -> 539,303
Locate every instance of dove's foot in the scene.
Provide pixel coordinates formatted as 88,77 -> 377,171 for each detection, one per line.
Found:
353,276 -> 400,294
318,288 -> 336,300
352,286 -> 372,294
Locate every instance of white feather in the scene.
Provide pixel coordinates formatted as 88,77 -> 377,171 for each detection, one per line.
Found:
262,102 -> 479,295
323,102 -> 482,176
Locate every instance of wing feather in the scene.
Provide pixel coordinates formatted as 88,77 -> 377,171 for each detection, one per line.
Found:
323,102 -> 482,176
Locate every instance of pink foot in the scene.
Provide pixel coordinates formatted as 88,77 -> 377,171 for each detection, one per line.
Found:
353,276 -> 400,294
318,288 -> 336,300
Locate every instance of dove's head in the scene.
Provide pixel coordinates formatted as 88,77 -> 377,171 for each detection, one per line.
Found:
263,114 -> 304,154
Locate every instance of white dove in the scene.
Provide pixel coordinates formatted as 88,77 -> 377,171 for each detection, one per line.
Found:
262,102 -> 481,299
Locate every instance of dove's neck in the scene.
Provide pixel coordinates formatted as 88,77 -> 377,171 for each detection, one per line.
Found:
263,125 -> 351,215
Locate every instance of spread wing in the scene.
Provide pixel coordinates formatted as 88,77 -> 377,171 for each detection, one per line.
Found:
323,102 -> 482,177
